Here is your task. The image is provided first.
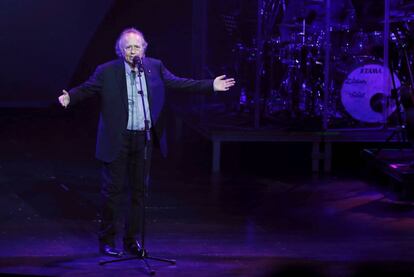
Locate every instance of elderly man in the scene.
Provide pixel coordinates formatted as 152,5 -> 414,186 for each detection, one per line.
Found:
58,28 -> 235,257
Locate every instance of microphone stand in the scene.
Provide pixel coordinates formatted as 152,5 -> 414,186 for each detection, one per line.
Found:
99,59 -> 176,275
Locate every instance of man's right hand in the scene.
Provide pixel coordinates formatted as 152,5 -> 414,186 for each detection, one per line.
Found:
58,90 -> 70,108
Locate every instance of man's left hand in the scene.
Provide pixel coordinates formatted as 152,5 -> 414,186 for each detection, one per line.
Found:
213,75 -> 236,92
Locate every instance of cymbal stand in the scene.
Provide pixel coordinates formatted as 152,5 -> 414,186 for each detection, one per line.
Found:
375,46 -> 408,155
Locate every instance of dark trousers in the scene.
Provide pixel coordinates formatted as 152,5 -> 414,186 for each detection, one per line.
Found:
99,130 -> 152,246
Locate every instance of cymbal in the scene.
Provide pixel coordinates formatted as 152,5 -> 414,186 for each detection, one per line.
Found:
329,23 -> 351,31
276,23 -> 303,28
381,14 -> 414,23
277,22 -> 350,31
390,10 -> 405,17
399,2 -> 414,10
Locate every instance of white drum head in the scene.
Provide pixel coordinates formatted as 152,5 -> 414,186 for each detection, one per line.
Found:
340,63 -> 400,123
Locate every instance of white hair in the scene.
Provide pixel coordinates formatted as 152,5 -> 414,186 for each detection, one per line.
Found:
115,28 -> 148,58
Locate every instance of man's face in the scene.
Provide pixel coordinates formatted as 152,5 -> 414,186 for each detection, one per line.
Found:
120,32 -> 145,66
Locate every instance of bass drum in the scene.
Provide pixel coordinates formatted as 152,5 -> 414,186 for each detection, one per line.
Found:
340,63 -> 401,123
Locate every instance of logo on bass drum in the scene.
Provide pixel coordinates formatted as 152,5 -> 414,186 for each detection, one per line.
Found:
360,67 -> 382,74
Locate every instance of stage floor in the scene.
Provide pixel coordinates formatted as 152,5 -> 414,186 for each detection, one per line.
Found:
1,110 -> 414,276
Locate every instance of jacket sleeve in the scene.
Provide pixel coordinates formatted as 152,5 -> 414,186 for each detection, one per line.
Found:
68,65 -> 104,106
160,62 -> 213,93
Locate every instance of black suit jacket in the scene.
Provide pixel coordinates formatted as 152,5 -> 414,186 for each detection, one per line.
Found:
68,58 -> 213,162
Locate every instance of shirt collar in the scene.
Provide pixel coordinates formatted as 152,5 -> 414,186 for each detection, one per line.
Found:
124,61 -> 136,76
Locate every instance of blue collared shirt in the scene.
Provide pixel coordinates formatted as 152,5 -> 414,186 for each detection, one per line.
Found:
125,62 -> 151,130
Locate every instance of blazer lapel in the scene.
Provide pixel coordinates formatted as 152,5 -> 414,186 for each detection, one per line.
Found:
115,60 -> 128,112
143,58 -> 153,108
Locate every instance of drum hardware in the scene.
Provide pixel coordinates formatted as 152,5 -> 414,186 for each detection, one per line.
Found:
393,27 -> 414,143
349,30 -> 370,56
375,59 -> 411,155
346,29 -> 386,57
268,53 -> 324,119
276,23 -> 304,28
233,10 -> 414,128
238,87 -> 268,114
331,18 -> 414,128
381,14 -> 414,23
239,87 -> 249,113
267,16 -> 327,119
399,1 -> 414,10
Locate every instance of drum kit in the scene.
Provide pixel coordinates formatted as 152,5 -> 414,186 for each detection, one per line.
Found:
235,7 -> 414,128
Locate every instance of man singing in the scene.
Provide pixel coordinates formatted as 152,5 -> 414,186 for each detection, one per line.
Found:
58,28 -> 235,257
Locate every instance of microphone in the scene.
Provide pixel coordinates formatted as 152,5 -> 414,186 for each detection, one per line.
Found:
133,56 -> 144,72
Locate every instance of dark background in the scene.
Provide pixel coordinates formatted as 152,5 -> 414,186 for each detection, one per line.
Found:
0,0 -> 208,107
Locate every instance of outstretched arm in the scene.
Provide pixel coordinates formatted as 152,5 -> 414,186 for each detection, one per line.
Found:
57,65 -> 104,108
160,61 -> 235,92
